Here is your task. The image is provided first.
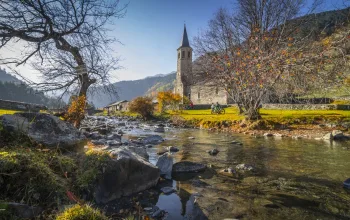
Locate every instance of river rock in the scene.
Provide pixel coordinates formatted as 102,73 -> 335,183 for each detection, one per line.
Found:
143,135 -> 164,144
218,168 -> 236,177
188,136 -> 195,139
91,139 -> 106,146
0,113 -> 86,149
274,133 -> 285,137
156,153 -> 173,179
154,127 -> 165,133
157,149 -> 168,155
231,140 -> 243,145
152,209 -> 167,219
236,164 -> 255,171
90,131 -> 102,140
160,186 -> 176,194
263,133 -> 273,137
207,149 -> 219,156
94,149 -> 159,204
106,140 -> 122,147
332,130 -> 349,140
323,133 -> 333,140
167,146 -> 179,152
344,178 -> 350,189
120,146 -> 149,160
107,133 -> 122,141
2,203 -> 43,219
172,161 -> 206,173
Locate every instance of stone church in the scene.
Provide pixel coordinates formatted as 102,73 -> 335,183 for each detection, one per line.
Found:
174,25 -> 229,105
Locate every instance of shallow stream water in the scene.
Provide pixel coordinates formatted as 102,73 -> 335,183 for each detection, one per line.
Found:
120,121 -> 350,219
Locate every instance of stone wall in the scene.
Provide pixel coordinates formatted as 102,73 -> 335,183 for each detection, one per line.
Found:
0,99 -> 47,112
190,85 -> 227,105
262,103 -> 350,110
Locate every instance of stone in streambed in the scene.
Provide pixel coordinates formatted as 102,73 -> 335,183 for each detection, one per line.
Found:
343,178 -> 350,189
160,186 -> 176,194
167,146 -> 179,152
207,149 -> 219,156
143,135 -> 164,144
94,149 -> 159,204
156,153 -> 173,179
172,161 -> 206,173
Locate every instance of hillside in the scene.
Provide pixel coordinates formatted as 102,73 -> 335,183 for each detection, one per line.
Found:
0,68 -> 21,83
0,68 -> 65,108
89,72 -> 176,107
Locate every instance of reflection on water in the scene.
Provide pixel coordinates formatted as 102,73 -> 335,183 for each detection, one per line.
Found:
126,126 -> 350,219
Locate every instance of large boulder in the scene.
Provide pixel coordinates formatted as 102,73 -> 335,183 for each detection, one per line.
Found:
0,113 -> 86,149
94,149 -> 159,204
156,153 -> 173,179
172,161 -> 206,173
120,146 -> 149,160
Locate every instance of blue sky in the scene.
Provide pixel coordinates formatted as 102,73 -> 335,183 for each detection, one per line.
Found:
1,0 -> 348,82
110,0 -> 347,82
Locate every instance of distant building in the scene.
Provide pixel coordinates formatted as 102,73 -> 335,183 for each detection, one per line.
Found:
105,100 -> 129,112
174,25 -> 229,105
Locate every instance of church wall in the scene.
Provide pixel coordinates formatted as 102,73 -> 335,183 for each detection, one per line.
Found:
190,85 -> 227,105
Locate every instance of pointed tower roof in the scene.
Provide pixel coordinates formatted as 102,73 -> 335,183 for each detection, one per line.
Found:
180,24 -> 190,48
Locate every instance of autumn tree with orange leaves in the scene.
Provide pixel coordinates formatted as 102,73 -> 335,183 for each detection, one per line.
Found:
194,0 -> 350,120
157,91 -> 182,113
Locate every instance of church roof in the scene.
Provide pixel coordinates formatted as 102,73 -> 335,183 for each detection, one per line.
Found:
179,25 -> 190,48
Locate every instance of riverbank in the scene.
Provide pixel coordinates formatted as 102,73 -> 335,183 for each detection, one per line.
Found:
1,113 -> 350,219
167,107 -> 350,140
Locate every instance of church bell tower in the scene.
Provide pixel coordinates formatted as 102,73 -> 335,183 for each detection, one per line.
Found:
175,24 -> 192,100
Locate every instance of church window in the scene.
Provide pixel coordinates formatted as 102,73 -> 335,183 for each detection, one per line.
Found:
215,87 -> 219,95
182,51 -> 185,58
178,53 -> 180,59
198,92 -> 200,99
188,51 -> 191,58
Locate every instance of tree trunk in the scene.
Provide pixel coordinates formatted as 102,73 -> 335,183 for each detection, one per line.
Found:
245,107 -> 262,120
237,103 -> 244,114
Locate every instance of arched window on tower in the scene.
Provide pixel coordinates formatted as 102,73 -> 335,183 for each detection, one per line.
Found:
182,51 -> 185,59
215,87 -> 219,95
178,53 -> 180,59
198,92 -> 200,99
188,51 -> 191,58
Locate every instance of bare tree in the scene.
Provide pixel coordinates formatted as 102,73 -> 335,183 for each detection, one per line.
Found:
194,0 -> 349,120
0,0 -> 127,97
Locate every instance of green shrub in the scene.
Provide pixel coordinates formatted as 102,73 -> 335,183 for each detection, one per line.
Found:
56,204 -> 108,220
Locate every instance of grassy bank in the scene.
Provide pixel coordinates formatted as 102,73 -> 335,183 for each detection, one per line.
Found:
172,107 -> 350,122
167,107 -> 350,135
0,109 -> 19,115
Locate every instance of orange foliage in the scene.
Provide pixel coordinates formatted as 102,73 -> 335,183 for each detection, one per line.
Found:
64,95 -> 86,127
128,96 -> 154,119
157,91 -> 182,112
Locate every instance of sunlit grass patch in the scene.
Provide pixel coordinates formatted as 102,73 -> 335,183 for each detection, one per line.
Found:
171,107 -> 350,125
0,109 -> 19,115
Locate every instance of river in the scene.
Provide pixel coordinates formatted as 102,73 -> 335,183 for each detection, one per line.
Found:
118,120 -> 350,219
